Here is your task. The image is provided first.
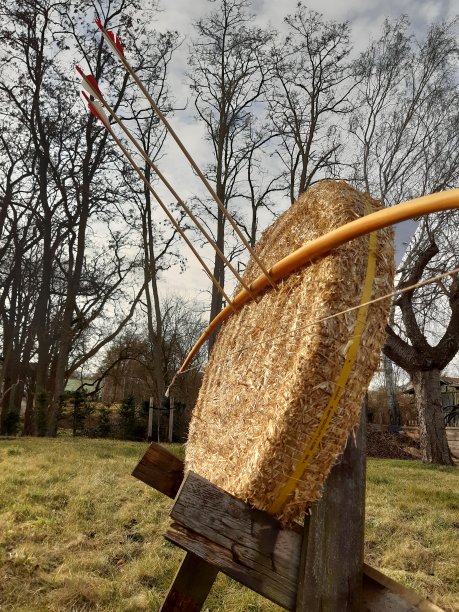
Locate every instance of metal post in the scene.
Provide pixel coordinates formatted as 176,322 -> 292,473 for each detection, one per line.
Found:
147,396 -> 154,442
168,397 -> 174,443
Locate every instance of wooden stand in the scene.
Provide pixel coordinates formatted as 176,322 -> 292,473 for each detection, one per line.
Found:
132,411 -> 443,612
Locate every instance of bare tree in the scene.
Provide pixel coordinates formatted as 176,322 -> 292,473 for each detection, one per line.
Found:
350,17 -> 459,462
349,16 -> 459,203
385,217 -> 459,464
0,124 -> 38,431
0,0 -> 178,435
119,62 -> 185,412
47,0 -> 181,434
268,4 -> 354,204
188,0 -> 274,350
97,295 -> 205,440
236,125 -> 283,248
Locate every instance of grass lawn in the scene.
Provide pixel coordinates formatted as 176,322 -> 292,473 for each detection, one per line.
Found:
0,438 -> 457,611
365,458 -> 458,612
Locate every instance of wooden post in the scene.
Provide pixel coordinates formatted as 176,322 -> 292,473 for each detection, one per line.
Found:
168,397 -> 174,443
157,403 -> 161,443
161,552 -> 218,612
147,396 -> 154,442
296,403 -> 367,611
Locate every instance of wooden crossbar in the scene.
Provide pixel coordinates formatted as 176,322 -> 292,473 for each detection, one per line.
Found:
132,442 -> 183,498
168,471 -> 302,609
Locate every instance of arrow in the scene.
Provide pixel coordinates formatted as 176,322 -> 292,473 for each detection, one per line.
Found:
95,19 -> 277,290
81,91 -> 110,129
95,18 -> 124,58
76,70 -> 235,311
75,65 -> 102,99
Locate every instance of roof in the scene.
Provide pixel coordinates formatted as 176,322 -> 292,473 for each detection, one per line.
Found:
402,376 -> 459,394
65,378 -> 103,395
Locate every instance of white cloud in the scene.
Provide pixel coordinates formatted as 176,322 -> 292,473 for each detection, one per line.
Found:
133,0 -> 457,303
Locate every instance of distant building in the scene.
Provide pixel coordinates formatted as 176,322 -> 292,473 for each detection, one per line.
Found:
403,376 -> 459,426
65,378 -> 103,401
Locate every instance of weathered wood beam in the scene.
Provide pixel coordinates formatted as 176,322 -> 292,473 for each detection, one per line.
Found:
160,551 -> 219,612
132,443 -> 183,498
296,405 -> 366,611
167,471 -> 302,609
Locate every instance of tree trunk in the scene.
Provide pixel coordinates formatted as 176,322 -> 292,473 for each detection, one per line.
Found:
142,173 -> 166,415
0,342 -> 13,434
22,389 -> 36,436
382,353 -> 401,427
33,154 -> 53,436
208,207 -> 225,356
411,369 -> 452,465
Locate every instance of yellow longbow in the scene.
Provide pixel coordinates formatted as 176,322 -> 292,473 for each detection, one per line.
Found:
178,189 -> 459,375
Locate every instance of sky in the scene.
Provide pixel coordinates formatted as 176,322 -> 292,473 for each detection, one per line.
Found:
127,0 -> 457,301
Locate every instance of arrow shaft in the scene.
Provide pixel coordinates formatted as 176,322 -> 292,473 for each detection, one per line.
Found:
78,70 -> 255,300
98,112 -> 236,311
96,21 -> 276,290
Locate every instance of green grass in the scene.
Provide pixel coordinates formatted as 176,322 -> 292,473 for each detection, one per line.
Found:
365,458 -> 459,612
0,438 -> 457,611
0,438 -> 279,611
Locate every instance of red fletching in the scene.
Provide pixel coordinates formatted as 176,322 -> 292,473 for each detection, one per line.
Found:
75,66 -> 102,97
86,74 -> 102,96
95,19 -> 124,57
108,31 -> 124,57
81,91 -> 109,128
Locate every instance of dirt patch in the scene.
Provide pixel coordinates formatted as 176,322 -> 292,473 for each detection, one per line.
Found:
367,429 -> 421,460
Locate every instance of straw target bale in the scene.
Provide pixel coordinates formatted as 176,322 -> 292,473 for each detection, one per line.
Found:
186,180 -> 394,523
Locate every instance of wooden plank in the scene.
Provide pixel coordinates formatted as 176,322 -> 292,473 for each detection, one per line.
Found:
160,551 -> 218,612
169,471 -> 302,610
131,443 -> 184,498
363,565 -> 445,612
296,404 -> 366,611
166,521 -> 298,610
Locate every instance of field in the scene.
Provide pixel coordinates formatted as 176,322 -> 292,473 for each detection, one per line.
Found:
0,438 -> 458,612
